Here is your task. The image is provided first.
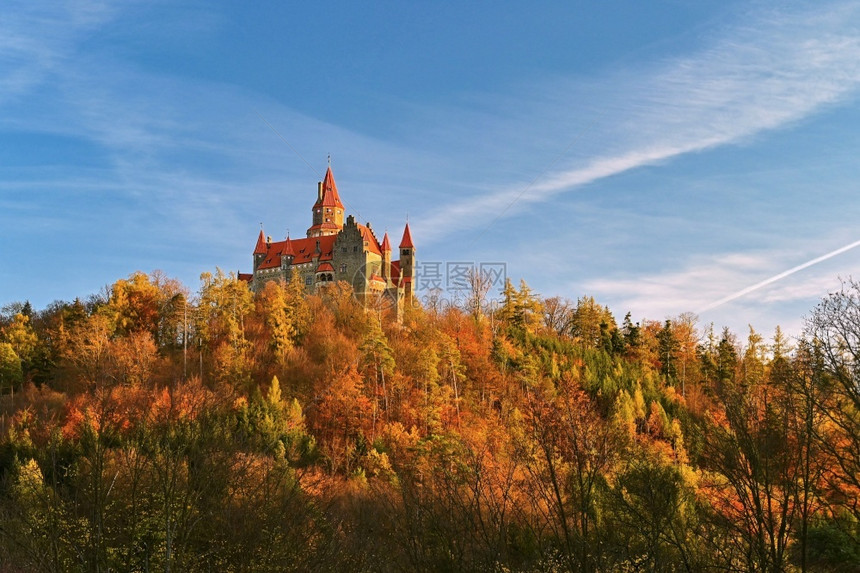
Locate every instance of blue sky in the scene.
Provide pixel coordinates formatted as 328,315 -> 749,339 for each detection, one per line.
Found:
3,0 -> 860,339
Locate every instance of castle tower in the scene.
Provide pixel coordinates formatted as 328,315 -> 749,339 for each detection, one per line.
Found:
398,223 -> 415,299
280,235 -> 295,270
381,232 -> 392,284
253,230 -> 267,272
307,167 -> 345,238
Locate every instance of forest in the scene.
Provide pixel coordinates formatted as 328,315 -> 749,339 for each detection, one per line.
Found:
0,269 -> 858,572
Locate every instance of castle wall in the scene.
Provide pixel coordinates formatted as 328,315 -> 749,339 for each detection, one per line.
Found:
333,218 -> 382,297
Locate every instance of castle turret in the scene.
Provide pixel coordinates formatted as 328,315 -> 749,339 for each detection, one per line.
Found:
280,235 -> 295,270
398,223 -> 415,299
307,166 -> 345,238
381,232 -> 392,284
253,230 -> 267,271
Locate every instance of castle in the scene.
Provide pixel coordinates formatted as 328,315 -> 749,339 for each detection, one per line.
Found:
243,166 -> 415,308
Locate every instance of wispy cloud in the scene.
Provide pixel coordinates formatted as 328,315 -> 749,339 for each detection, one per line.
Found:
584,252 -> 775,322
697,238 -> 860,312
0,1 -> 117,103
3,0 -> 860,318
0,0 -> 422,244
417,2 -> 860,242
582,237 -> 860,336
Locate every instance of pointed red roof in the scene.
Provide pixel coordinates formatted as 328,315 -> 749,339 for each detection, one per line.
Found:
381,232 -> 391,252
399,223 -> 414,249
253,230 -> 267,255
315,167 -> 344,209
316,262 -> 334,273
282,236 -> 295,257
356,223 -> 382,255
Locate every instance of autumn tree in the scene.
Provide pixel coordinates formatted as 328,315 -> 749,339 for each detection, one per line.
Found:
2,313 -> 38,369
359,317 -> 395,437
696,327 -> 811,571
311,365 -> 372,474
197,269 -> 254,388
520,374 -> 619,571
0,343 -> 23,397
657,319 -> 679,380
603,455 -> 706,571
777,334 -> 828,571
0,457 -> 82,571
60,313 -> 115,391
803,280 -> 860,564
543,296 -> 573,337
105,272 -> 174,344
259,281 -> 295,365
465,266 -> 494,322
671,313 -> 700,395
569,296 -> 616,351
620,312 -> 641,353
495,279 -> 543,336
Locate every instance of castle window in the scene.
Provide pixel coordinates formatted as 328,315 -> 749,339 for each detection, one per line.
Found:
353,246 -> 358,252
340,264 -> 347,273
305,277 -> 312,285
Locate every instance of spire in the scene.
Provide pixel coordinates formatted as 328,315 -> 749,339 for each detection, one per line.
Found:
253,230 -> 267,254
381,232 -> 391,252
399,223 -> 414,249
315,166 -> 344,209
282,234 -> 295,257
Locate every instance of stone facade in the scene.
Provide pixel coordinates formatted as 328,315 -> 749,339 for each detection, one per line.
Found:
245,167 -> 415,309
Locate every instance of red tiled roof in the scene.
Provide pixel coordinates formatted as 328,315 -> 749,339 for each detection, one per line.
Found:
357,224 -> 382,255
381,232 -> 391,252
399,223 -> 414,249
238,272 -> 253,282
369,273 -> 385,283
316,262 -> 334,272
256,235 -> 338,270
253,230 -> 267,255
314,167 -> 344,209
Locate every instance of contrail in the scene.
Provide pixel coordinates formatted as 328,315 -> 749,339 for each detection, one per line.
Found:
698,238 -> 860,313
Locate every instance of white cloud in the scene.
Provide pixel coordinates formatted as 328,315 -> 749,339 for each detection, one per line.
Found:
582,237 -> 860,336
417,1 -> 860,242
697,239 -> 860,312
3,0 -> 860,324
0,1 -> 117,103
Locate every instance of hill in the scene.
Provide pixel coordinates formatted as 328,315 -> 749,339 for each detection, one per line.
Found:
0,270 -> 858,572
